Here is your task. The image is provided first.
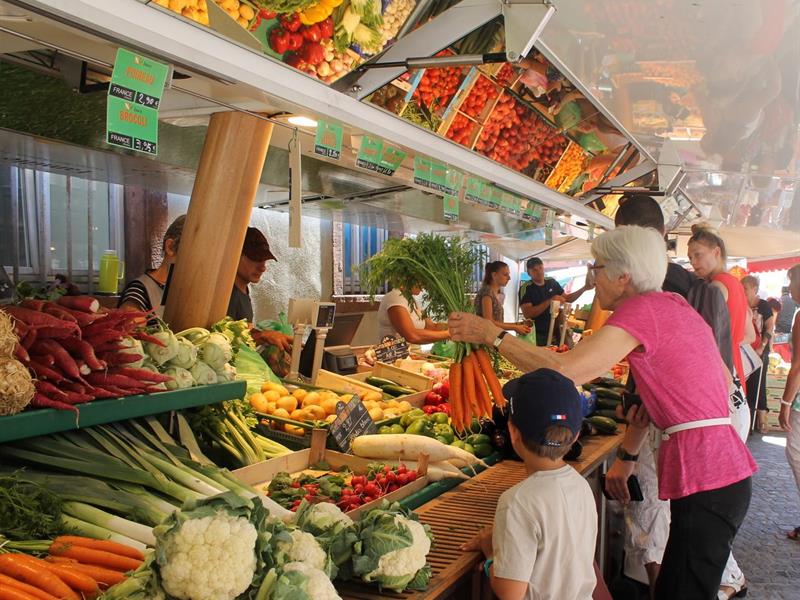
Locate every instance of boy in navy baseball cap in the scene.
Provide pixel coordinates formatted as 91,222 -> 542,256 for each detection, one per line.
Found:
462,369 -> 597,600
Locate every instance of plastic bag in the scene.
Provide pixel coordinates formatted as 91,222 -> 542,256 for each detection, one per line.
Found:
256,312 -> 293,335
431,340 -> 456,359
235,344 -> 280,395
519,332 -> 538,346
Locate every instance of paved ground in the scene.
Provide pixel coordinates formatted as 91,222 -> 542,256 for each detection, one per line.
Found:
732,431 -> 800,599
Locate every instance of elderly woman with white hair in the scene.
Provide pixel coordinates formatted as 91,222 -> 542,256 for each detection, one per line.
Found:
449,226 -> 756,599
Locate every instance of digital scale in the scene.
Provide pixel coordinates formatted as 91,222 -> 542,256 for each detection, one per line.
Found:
284,298 -> 363,385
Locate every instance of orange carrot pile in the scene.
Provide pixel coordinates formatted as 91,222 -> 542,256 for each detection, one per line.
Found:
0,535 -> 144,599
448,347 -> 507,432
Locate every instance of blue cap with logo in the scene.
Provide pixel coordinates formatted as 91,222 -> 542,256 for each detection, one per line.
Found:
502,368 -> 583,446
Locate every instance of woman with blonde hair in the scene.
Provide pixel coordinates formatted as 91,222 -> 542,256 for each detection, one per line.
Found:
449,226 -> 756,599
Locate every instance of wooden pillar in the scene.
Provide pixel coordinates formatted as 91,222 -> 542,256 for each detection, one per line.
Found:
123,186 -> 168,283
164,111 -> 273,330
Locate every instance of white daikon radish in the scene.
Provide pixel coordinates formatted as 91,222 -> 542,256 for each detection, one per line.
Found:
351,434 -> 488,468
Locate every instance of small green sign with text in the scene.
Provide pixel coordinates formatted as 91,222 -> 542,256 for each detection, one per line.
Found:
356,136 -> 407,176
106,48 -> 169,155
414,156 -> 462,195
443,195 -> 459,221
315,120 -> 343,159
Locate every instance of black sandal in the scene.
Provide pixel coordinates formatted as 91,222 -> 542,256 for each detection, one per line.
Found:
787,526 -> 800,540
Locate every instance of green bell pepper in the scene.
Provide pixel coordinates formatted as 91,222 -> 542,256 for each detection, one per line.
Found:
466,433 -> 490,447
432,423 -> 455,445
389,423 -> 405,434
378,425 -> 393,434
451,439 -> 465,450
463,443 -> 476,455
431,412 -> 449,425
406,418 -> 434,437
400,408 -> 426,428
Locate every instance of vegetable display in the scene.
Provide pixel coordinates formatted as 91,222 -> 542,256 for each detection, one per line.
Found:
411,52 -> 466,113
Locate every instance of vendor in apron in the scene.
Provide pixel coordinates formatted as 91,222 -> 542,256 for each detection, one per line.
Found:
118,215 -> 185,317
227,227 -> 293,376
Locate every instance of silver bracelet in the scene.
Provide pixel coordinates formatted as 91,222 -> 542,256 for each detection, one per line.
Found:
781,400 -> 793,407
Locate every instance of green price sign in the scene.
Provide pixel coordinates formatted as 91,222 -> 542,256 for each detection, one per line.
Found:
315,120 -> 343,160
106,48 -> 169,155
443,195 -> 460,221
356,136 -> 407,176
465,176 -> 485,202
414,156 -> 462,195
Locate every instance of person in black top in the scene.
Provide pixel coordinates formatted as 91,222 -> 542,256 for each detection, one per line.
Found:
227,227 -> 291,352
519,257 -> 593,346
742,275 -> 777,432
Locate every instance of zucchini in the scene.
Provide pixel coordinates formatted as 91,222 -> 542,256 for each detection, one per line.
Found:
593,377 -> 626,389
594,387 -> 623,401
596,409 -> 626,423
366,376 -> 399,388
382,384 -> 416,397
596,398 -> 622,411
586,415 -> 618,434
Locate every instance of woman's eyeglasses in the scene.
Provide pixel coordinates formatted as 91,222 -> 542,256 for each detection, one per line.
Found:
588,263 -> 606,271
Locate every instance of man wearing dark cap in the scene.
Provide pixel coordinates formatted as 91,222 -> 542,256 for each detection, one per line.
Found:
227,227 -> 291,351
462,369 -> 597,600
520,257 -> 593,346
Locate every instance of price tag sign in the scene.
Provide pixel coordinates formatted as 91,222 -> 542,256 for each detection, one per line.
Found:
443,194 -> 459,221
373,336 -> 410,363
106,49 -> 169,155
465,176 -> 485,203
544,209 -> 555,245
356,135 -> 407,176
330,395 -> 376,453
414,156 -> 462,196
315,120 -> 343,159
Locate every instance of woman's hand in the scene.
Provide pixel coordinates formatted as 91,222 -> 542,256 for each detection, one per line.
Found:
448,312 -> 500,345
605,459 -> 636,504
512,323 -> 532,335
623,404 -> 650,429
461,525 -> 493,557
780,403 -> 793,432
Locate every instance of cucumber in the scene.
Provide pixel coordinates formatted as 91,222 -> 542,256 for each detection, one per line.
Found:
594,387 -> 623,401
587,415 -> 618,434
366,376 -> 399,388
593,377 -> 626,389
596,409 -> 626,423
596,398 -> 622,411
382,384 -> 416,397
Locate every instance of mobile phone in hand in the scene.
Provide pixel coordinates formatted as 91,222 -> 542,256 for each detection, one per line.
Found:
621,392 -> 643,414
600,474 -> 644,502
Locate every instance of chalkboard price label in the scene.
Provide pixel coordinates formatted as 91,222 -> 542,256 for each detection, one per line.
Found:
330,395 -> 376,453
374,336 -> 409,363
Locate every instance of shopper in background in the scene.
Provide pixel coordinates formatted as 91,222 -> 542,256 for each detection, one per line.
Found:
687,224 -> 756,599
377,285 -> 450,345
475,261 -> 531,336
742,275 -> 776,433
780,265 -> 800,541
519,257 -> 593,346
777,285 -> 798,335
119,214 -> 185,316
449,226 -> 756,600
227,227 -> 291,352
461,369 -> 597,600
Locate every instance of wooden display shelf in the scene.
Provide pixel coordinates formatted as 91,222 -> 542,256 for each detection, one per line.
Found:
0,381 -> 246,444
338,431 -> 624,599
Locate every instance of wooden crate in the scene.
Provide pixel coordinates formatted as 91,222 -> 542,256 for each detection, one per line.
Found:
233,430 -> 430,520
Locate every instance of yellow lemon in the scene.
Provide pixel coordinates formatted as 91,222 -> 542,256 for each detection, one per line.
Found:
265,402 -> 277,414
277,396 -> 298,413
290,408 -> 307,422
368,407 -> 384,421
249,393 -> 268,413
305,405 -> 326,421
264,390 -> 281,403
322,397 -> 339,416
292,388 -> 308,401
302,391 -> 321,406
325,414 -> 337,424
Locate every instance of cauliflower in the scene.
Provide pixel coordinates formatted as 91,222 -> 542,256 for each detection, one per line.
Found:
253,563 -> 342,600
280,529 -> 327,571
152,493 -> 266,600
293,501 -> 357,579
351,502 -> 433,592
294,501 -> 354,531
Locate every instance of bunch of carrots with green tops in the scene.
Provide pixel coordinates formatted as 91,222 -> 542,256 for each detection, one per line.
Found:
0,534 -> 145,599
360,233 -> 506,433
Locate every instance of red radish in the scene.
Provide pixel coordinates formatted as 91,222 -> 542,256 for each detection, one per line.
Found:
57,307 -> 107,327
97,351 -> 143,366
36,380 -> 69,401
36,327 -> 80,340
21,328 -> 37,349
84,330 -> 125,347
91,343 -> 126,354
84,386 -> 116,399
30,354 -> 55,367
57,295 -> 100,313
74,360 -> 92,376
27,360 -> 64,382
131,331 -> 167,347
101,385 -> 136,397
108,367 -> 173,383
33,340 -> 81,380
41,303 -> 78,323
13,344 -> 30,363
20,299 -> 47,311
59,337 -> 106,371
86,372 -> 147,389
30,392 -> 78,413
2,306 -> 80,331
62,382 -> 87,394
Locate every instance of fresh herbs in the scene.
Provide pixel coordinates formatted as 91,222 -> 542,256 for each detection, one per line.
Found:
0,471 -> 63,540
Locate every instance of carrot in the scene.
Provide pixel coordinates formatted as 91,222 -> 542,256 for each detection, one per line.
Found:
461,354 -> 477,426
12,556 -> 98,599
57,296 -> 100,314
474,348 -> 506,408
58,338 -> 105,371
0,586 -> 43,600
43,557 -> 76,565
449,362 -> 463,432
57,565 -> 126,589
472,355 -> 493,418
0,555 -> 79,600
48,543 -> 142,572
53,537 -> 144,561
0,574 -> 60,600
29,393 -> 79,414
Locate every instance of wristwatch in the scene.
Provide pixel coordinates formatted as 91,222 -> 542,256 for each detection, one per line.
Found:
492,330 -> 508,349
617,447 -> 639,462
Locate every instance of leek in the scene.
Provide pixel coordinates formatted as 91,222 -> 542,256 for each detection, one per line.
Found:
60,509 -> 151,551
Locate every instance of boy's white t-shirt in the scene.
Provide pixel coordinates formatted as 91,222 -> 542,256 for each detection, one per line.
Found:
377,289 -> 426,341
492,464 -> 597,600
